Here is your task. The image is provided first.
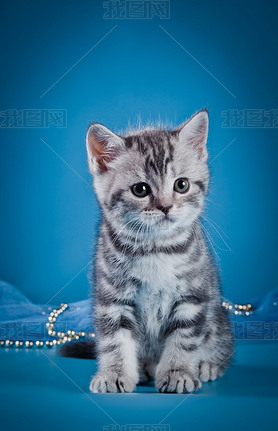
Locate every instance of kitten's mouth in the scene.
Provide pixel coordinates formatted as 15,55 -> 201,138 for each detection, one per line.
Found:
143,214 -> 175,227
160,215 -> 172,222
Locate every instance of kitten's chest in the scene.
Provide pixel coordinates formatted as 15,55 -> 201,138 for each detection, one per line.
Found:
131,254 -> 188,332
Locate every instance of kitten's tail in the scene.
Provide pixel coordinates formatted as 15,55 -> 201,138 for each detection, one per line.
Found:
59,340 -> 97,359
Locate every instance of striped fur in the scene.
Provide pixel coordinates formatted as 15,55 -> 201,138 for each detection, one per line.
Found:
85,110 -> 234,393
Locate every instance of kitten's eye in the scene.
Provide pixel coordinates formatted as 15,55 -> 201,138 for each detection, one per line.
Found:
174,178 -> 190,194
131,183 -> 151,198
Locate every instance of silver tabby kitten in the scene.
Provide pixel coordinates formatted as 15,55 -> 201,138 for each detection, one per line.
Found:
63,110 -> 234,393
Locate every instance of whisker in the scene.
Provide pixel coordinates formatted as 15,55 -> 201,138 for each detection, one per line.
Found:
202,216 -> 232,252
201,225 -> 221,261
203,216 -> 230,240
134,221 -> 145,249
109,217 -> 139,247
123,219 -> 143,253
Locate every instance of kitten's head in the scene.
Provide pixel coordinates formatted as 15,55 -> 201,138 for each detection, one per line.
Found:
86,110 -> 209,239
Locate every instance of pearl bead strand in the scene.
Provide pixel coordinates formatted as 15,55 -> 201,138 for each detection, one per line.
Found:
0,302 -> 95,349
222,300 -> 255,316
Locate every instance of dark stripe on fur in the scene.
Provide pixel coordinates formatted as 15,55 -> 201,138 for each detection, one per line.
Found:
180,343 -> 198,352
96,315 -> 138,338
194,180 -> 206,193
164,312 -> 206,337
110,190 -> 125,208
102,343 -> 120,354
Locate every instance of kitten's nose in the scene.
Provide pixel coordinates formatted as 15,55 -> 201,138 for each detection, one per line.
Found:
156,204 -> 172,215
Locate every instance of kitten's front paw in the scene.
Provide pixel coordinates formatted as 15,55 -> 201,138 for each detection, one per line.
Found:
89,370 -> 137,393
198,361 -> 224,382
155,369 -> 201,394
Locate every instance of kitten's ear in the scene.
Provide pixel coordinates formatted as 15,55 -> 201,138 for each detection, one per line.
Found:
86,123 -> 125,174
175,110 -> 209,159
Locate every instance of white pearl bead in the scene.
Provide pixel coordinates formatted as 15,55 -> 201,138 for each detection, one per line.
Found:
15,340 -> 24,347
25,341 -> 34,348
45,341 -> 53,348
46,322 -> 54,328
57,331 -> 65,338
78,331 -> 86,338
35,341 -> 44,348
5,340 -> 14,347
48,330 -> 56,337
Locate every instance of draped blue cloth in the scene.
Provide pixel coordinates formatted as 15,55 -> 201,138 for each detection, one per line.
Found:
0,280 -> 277,342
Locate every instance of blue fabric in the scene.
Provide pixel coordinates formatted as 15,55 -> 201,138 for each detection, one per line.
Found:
0,280 -> 277,342
0,281 -> 93,341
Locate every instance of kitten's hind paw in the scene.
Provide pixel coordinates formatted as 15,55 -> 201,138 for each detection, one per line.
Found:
198,361 -> 224,382
89,371 -> 137,393
155,369 -> 201,394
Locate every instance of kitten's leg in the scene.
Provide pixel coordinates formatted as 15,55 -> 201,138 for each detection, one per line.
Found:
198,361 -> 223,382
155,301 -> 233,393
198,307 -> 234,383
155,334 -> 202,393
89,302 -> 140,393
155,299 -> 207,394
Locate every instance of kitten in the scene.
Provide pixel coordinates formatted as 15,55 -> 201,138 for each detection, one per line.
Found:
61,110 -> 234,393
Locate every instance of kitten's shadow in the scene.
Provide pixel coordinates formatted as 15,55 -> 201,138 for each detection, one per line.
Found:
136,365 -> 278,397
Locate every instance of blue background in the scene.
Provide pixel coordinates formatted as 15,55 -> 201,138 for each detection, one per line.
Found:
1,3 -> 278,431
1,0 -> 278,307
